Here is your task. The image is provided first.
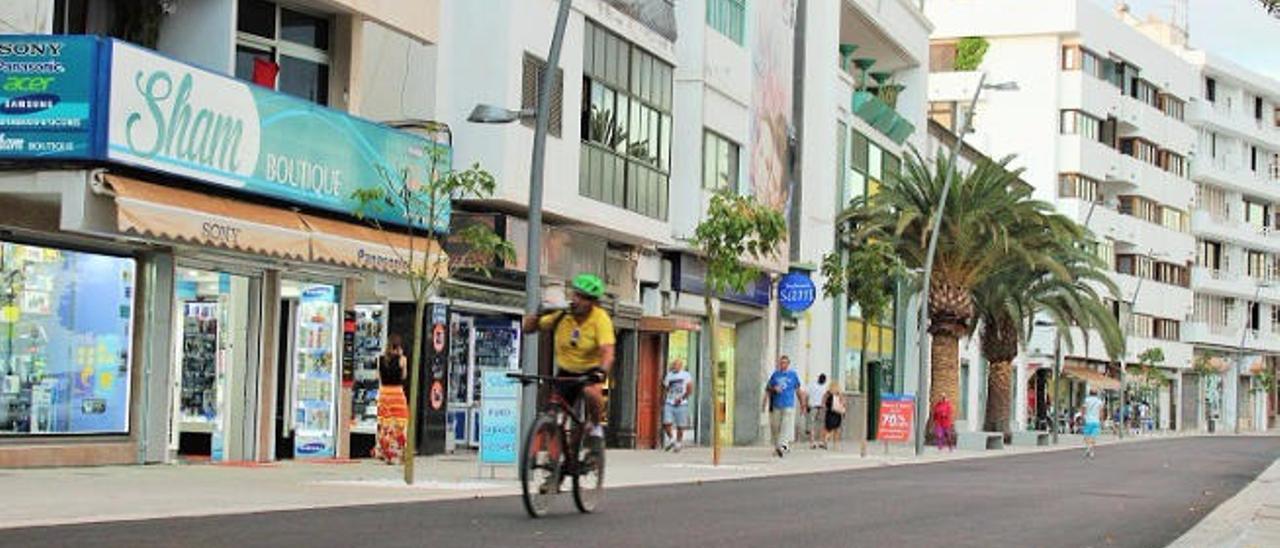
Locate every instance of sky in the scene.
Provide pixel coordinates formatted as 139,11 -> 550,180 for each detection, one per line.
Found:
1087,0 -> 1280,81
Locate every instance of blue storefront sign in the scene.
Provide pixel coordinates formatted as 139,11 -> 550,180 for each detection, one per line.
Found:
479,369 -> 520,466
0,36 -> 106,159
0,36 -> 449,231
672,253 -> 772,307
778,271 -> 816,312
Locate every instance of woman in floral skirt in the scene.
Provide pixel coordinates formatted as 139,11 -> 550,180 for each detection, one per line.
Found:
372,334 -> 409,464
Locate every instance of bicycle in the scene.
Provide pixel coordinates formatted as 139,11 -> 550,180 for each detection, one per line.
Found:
507,372 -> 605,518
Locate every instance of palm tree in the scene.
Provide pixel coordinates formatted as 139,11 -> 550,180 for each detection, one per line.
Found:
837,151 -> 1073,409
974,230 -> 1125,437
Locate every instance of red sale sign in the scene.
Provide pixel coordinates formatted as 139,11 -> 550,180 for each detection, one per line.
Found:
878,394 -> 915,442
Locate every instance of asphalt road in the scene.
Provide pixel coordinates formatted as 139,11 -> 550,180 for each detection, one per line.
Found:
3,436 -> 1277,548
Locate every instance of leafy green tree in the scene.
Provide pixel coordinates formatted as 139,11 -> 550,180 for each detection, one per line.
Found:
821,239 -> 905,391
974,230 -> 1124,437
835,151 -> 1084,414
353,138 -> 514,484
953,37 -> 990,71
691,191 -> 787,465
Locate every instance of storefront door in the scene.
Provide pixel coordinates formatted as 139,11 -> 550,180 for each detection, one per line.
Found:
636,333 -> 662,449
716,324 -> 736,446
170,268 -> 261,462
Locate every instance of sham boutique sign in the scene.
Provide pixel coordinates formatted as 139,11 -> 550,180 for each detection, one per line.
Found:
107,41 -> 451,231
0,36 -> 449,231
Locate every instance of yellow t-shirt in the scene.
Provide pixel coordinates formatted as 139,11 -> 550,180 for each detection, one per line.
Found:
538,307 -> 615,373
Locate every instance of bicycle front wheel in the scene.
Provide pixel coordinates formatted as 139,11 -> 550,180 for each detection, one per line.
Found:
520,413 -> 563,518
572,439 -> 605,513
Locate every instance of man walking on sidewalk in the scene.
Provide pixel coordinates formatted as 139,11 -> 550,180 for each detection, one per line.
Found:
1082,388 -> 1103,459
764,356 -> 801,458
661,358 -> 693,452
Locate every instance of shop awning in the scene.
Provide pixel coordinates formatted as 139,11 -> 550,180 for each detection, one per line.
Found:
639,316 -> 702,332
301,213 -> 445,275
98,175 -> 310,261
1063,365 -> 1121,391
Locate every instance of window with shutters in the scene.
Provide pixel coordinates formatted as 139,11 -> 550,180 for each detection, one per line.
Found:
521,53 -> 563,137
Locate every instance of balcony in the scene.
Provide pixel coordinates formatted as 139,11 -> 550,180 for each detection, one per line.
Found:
851,90 -> 915,144
1192,156 -> 1280,204
1187,99 -> 1280,149
1190,210 -> 1280,254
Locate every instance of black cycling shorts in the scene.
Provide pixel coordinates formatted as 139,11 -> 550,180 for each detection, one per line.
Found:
553,367 -> 605,406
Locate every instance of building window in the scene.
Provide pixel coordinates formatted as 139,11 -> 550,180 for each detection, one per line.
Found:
1132,79 -> 1159,109
706,0 -> 746,45
580,20 -> 673,219
928,102 -> 957,132
1206,77 -> 1217,103
1153,318 -> 1181,341
931,43 -> 958,72
1058,173 -> 1100,203
51,0 -> 88,34
1248,302 -> 1262,331
521,53 -> 564,137
1120,137 -> 1159,166
1245,199 -> 1271,229
1197,240 -> 1223,270
1118,195 -> 1160,224
1257,96 -> 1265,121
1093,237 -> 1116,271
1160,150 -> 1187,178
1160,206 -> 1188,232
1159,94 -> 1185,121
703,130 -> 740,191
1248,250 -> 1269,280
1060,110 -> 1103,141
235,0 -> 332,105
1061,45 -> 1106,80
0,240 -> 137,435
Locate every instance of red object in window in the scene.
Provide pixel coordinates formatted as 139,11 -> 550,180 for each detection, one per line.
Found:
252,58 -> 279,89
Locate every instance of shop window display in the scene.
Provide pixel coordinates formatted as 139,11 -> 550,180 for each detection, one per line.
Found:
291,283 -> 339,458
350,305 -> 386,434
0,241 -> 136,435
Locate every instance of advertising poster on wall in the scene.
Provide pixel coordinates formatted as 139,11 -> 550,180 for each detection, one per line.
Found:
0,35 -> 104,160
479,369 -> 519,466
293,285 -> 338,459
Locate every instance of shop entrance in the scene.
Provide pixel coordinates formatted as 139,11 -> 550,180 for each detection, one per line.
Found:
170,268 -> 261,462
273,280 -> 341,460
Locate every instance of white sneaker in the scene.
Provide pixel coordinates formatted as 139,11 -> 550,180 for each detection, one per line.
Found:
673,441 -> 682,453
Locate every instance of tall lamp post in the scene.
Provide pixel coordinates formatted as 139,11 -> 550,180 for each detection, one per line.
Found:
467,0 -> 572,435
914,73 -> 1018,455
1235,280 -> 1271,434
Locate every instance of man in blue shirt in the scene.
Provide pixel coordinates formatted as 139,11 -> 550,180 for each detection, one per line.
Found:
763,356 -> 801,458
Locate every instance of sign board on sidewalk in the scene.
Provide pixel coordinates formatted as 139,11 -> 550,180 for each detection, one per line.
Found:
479,369 -> 520,466
878,393 -> 914,442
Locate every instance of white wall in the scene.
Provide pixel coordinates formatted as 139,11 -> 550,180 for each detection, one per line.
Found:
0,0 -> 53,33
355,20 -> 437,122
436,0 -> 673,246
157,0 -> 236,74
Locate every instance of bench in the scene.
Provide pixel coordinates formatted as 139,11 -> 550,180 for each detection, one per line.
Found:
1011,431 -> 1050,447
957,431 -> 1005,451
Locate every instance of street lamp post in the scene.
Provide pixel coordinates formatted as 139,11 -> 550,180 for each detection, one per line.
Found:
914,74 -> 1018,455
1234,281 -> 1270,434
467,0 -> 572,435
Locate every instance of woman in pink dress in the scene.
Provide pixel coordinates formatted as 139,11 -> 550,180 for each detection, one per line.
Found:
932,394 -> 956,451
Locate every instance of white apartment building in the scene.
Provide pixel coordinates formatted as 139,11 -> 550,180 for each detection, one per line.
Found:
1170,48 -> 1280,433
795,0 -> 930,440
926,0 -> 1199,433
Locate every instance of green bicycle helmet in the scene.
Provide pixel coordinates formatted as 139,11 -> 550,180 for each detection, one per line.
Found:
571,273 -> 605,299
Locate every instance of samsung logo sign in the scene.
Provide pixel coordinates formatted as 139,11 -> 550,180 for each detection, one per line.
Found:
1,93 -> 59,115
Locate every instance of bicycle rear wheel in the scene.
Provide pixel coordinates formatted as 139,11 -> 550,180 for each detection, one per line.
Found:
520,414 -> 563,518
572,439 -> 605,513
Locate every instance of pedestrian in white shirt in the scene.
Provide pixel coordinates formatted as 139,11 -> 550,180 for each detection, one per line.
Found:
661,359 -> 694,452
805,374 -> 828,448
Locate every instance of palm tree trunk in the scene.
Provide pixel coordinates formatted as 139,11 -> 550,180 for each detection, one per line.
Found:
930,334 -> 961,407
984,360 -> 1012,435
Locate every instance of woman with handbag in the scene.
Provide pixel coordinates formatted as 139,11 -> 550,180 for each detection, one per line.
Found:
821,383 -> 845,449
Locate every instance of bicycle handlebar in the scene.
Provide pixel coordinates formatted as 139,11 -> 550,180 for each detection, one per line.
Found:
506,372 -> 597,386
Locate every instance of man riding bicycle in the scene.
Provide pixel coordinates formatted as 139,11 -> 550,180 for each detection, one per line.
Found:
522,273 -> 615,450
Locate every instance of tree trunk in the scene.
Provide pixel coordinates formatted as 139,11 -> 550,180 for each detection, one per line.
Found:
984,360 -> 1013,435
706,295 -> 721,466
403,299 -> 426,484
930,333 -> 961,409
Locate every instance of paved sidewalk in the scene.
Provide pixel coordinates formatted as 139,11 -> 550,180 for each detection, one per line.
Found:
0,431 -> 1186,530
1168,448 -> 1280,548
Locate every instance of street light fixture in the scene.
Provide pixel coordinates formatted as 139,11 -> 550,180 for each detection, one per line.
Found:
467,0 -> 572,438
467,104 -> 535,125
915,73 -> 1019,455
